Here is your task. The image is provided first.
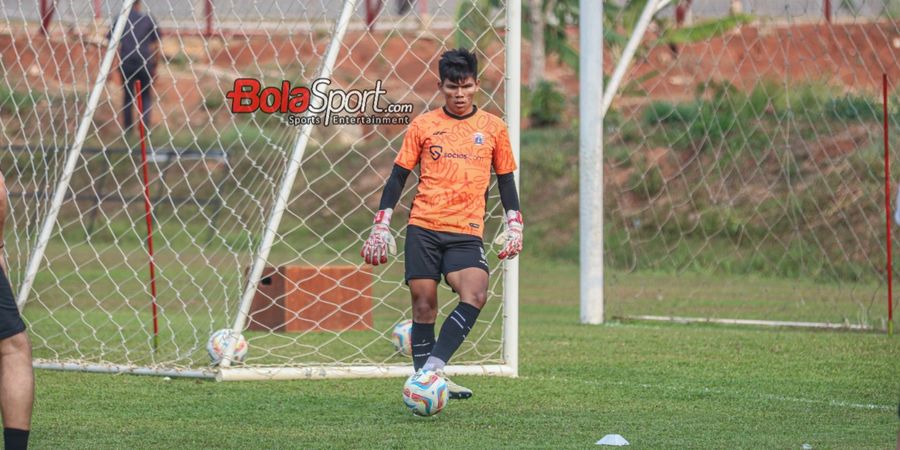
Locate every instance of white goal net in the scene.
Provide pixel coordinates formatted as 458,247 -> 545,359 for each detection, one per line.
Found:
0,0 -> 519,379
604,0 -> 899,331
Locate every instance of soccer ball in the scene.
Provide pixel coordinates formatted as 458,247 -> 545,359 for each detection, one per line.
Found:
402,370 -> 448,416
391,319 -> 413,356
207,329 -> 248,365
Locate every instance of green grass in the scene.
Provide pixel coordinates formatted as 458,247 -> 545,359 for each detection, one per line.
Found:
6,102 -> 899,447
31,298 -> 900,448
23,254 -> 900,448
20,241 -> 899,447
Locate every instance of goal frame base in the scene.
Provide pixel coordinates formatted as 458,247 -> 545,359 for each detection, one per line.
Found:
32,360 -> 517,381
619,315 -> 880,332
216,364 -> 517,382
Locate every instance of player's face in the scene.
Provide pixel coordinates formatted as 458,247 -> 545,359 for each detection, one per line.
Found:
439,77 -> 479,116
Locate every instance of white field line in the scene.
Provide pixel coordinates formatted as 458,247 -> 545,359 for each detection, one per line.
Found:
530,375 -> 894,412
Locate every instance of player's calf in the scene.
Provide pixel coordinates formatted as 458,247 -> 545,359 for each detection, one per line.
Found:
423,301 -> 481,373
0,332 -> 32,450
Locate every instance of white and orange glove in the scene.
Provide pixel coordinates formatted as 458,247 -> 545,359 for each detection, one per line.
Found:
494,210 -> 523,260
361,208 -> 397,266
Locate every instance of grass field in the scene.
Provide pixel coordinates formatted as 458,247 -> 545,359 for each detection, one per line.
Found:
10,122 -> 900,448
27,257 -> 900,449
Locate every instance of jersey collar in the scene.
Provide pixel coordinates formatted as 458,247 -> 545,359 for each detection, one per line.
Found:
442,105 -> 478,120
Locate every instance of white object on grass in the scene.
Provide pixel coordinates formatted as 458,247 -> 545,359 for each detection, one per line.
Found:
596,434 -> 629,446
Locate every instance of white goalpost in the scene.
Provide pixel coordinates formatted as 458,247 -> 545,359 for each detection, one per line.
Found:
579,0 -> 603,325
2,0 -> 521,380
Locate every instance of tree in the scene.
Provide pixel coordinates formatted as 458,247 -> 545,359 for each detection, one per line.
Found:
454,0 -> 577,87
604,1 -> 753,61
523,0 -> 579,83
528,0 -> 545,89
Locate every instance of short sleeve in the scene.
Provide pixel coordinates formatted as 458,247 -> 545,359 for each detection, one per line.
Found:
394,120 -> 422,170
492,123 -> 517,175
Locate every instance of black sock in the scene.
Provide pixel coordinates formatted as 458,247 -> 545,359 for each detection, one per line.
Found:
4,428 -> 29,450
430,302 -> 481,365
411,321 -> 435,371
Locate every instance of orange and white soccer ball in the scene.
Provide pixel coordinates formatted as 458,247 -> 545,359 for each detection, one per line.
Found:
207,329 -> 248,365
402,370 -> 449,416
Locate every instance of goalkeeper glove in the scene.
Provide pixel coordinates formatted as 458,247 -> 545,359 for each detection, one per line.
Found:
494,210 -> 523,260
361,208 -> 397,266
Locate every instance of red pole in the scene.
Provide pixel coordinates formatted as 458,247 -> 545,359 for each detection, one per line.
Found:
884,73 -> 894,336
824,0 -> 832,23
39,0 -> 55,36
93,0 -> 100,20
135,79 -> 160,351
205,0 -> 213,37
366,0 -> 383,31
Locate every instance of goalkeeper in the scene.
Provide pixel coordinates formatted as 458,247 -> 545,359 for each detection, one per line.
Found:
361,48 -> 522,399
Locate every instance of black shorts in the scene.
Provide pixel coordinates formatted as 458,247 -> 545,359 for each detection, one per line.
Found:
0,268 -> 25,340
404,225 -> 489,285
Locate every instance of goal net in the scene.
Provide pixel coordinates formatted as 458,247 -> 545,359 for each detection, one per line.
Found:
0,0 -> 519,379
604,0 -> 899,330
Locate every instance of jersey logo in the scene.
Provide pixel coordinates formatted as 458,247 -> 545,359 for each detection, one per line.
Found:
429,145 -> 443,160
473,132 -> 484,145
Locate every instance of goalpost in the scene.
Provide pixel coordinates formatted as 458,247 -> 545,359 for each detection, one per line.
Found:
1,0 -> 520,380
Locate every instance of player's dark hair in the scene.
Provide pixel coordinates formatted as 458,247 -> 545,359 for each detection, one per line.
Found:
438,48 -> 478,84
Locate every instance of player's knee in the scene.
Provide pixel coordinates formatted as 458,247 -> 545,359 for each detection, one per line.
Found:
0,332 -> 31,358
411,295 -> 437,321
463,291 -> 487,310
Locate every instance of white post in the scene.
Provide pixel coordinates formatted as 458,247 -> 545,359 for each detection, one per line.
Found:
16,0 -> 137,308
503,0 -> 521,377
655,0 -> 674,14
580,0 -> 603,324
601,0 -> 660,117
220,0 -> 360,367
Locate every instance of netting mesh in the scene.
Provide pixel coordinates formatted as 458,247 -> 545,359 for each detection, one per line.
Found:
0,0 -> 512,374
605,0 -> 900,328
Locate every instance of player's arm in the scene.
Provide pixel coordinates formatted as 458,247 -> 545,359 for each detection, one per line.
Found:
361,164 -> 411,265
492,123 -> 523,260
361,120 -> 421,266
494,172 -> 523,260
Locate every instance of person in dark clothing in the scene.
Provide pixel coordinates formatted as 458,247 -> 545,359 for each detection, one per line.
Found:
108,0 -> 160,135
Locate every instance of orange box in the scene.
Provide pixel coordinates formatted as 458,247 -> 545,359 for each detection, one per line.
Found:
247,265 -> 374,332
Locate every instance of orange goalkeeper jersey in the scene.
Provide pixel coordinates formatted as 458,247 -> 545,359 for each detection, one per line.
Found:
394,106 -> 517,238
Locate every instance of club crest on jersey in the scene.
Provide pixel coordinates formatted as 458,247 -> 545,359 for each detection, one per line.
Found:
473,132 -> 484,145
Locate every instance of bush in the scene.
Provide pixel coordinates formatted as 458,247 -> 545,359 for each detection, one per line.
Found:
628,157 -> 664,200
825,95 -> 880,121
0,85 -> 37,114
524,80 -> 566,127
643,101 -> 699,125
